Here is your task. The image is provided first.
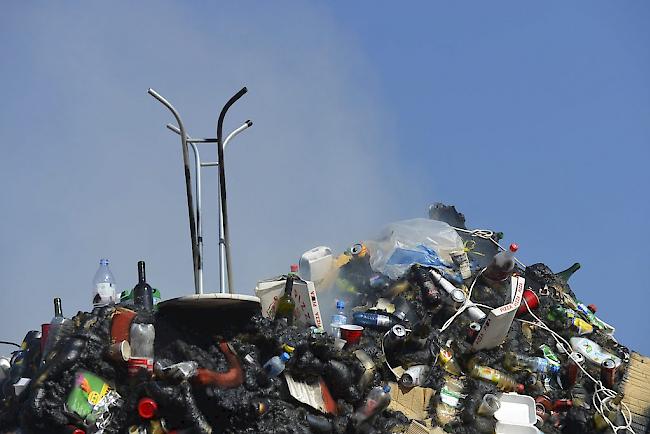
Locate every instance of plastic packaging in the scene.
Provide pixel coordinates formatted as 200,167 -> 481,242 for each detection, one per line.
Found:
263,352 -> 290,378
570,337 -> 621,367
436,376 -> 464,427
329,300 -> 347,338
477,393 -> 501,416
365,218 -> 464,279
92,258 -> 117,307
351,385 -> 392,426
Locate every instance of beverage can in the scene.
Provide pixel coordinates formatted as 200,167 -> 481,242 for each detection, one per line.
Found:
600,358 -> 617,389
450,250 -> 472,279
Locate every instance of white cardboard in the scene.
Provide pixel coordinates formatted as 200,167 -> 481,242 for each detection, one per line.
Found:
255,276 -> 323,328
472,276 -> 525,351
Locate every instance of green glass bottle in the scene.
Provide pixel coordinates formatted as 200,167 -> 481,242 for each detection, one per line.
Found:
274,265 -> 298,325
555,263 -> 581,283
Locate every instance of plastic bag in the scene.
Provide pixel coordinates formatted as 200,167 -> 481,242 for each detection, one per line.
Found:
366,218 -> 464,279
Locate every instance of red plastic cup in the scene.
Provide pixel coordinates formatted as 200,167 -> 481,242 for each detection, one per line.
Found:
340,325 -> 363,345
40,323 -> 50,353
516,289 -> 540,317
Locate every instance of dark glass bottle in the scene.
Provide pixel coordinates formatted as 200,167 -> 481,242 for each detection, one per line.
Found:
133,261 -> 154,312
410,264 -> 441,306
555,263 -> 581,283
274,265 -> 297,325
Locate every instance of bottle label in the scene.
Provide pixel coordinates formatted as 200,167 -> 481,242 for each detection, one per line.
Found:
440,386 -> 462,407
94,283 -> 116,306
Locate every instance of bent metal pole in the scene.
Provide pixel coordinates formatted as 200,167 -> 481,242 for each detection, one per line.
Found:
148,89 -> 201,294
216,87 -> 248,293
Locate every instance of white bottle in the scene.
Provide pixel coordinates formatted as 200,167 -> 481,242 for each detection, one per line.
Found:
93,258 -> 117,307
570,337 -> 621,367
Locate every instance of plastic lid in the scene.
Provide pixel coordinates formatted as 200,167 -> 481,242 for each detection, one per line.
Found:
516,383 -> 525,393
336,300 -> 345,310
282,343 -> 295,354
509,244 -> 519,253
290,264 -> 299,273
383,385 -> 391,393
99,258 -> 109,265
280,352 -> 291,362
137,397 -> 158,419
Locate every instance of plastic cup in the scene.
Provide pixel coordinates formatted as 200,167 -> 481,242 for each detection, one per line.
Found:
477,393 -> 501,416
516,289 -> 540,317
107,340 -> 131,362
340,325 -> 363,345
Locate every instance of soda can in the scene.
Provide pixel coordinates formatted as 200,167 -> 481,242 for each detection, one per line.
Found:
385,324 -> 407,351
551,399 -> 573,412
467,322 -> 481,343
535,395 -> 553,411
350,243 -> 368,258
450,250 -> 472,279
600,358 -> 617,389
565,352 -> 584,387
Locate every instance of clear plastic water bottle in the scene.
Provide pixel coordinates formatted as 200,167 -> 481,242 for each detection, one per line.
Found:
92,258 -> 117,307
352,384 -> 392,426
128,322 -> 155,376
263,352 -> 291,378
329,300 -> 347,338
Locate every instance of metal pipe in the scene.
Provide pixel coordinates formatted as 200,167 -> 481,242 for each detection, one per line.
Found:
217,120 -> 252,293
165,124 -> 203,294
216,87 -> 248,294
148,89 -> 201,294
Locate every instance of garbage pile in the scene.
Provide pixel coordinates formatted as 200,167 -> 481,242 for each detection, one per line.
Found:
0,203 -> 638,434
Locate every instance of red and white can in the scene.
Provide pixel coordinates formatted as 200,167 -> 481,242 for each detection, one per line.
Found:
600,358 -> 617,389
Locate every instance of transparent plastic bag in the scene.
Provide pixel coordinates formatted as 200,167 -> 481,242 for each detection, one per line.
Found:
365,218 -> 464,279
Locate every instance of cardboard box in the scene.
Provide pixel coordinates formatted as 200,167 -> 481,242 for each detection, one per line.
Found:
255,276 -> 323,328
472,276 -> 525,351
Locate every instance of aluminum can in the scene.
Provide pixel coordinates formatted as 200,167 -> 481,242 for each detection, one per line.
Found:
467,322 -> 481,343
564,352 -> 584,387
600,358 -> 617,389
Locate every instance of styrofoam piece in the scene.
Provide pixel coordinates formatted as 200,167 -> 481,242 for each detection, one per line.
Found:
299,246 -> 333,283
494,393 -> 537,433
495,423 -> 539,434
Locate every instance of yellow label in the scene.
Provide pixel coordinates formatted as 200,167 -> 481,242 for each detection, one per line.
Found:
87,383 -> 109,405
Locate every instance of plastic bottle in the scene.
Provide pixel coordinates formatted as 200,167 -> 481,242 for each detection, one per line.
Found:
263,352 -> 290,378
274,265 -> 297,325
438,348 -> 463,376
409,264 -> 441,306
570,337 -> 621,367
352,312 -> 398,329
92,258 -> 117,307
482,243 -> 518,283
133,261 -> 154,312
436,376 -> 464,427
329,300 -> 347,338
469,362 -> 524,393
503,351 -> 560,375
128,322 -> 155,376
42,298 -> 70,357
351,384 -> 392,426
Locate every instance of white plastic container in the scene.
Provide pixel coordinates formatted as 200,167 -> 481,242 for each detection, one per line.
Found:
493,393 -> 540,434
299,246 -> 333,283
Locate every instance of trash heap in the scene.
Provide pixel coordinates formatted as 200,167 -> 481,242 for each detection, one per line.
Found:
0,203 -> 639,434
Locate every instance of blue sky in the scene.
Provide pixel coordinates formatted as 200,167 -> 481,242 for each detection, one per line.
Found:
0,2 -> 648,354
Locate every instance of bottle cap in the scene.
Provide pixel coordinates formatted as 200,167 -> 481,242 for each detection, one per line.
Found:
509,243 -> 519,252
587,304 -> 597,313
516,383 -> 525,393
100,258 -> 109,265
383,385 -> 391,393
290,264 -> 299,273
280,352 -> 291,362
137,397 -> 158,419
336,300 -> 345,310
